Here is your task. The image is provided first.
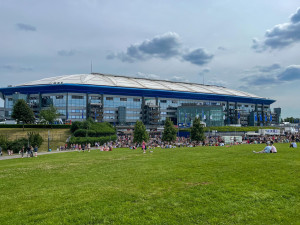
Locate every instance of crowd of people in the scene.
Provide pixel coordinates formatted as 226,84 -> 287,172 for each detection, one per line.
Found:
0,132 -> 299,158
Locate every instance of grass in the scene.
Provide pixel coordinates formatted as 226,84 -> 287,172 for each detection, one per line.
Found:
0,128 -> 70,151
0,143 -> 299,224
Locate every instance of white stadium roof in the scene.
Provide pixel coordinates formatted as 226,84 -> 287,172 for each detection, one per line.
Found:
18,73 -> 263,99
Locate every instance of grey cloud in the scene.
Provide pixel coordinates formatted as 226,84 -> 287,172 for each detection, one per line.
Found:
58,50 -> 77,57
278,65 -> 300,81
0,65 -> 33,72
241,64 -> 300,86
16,23 -> 36,31
291,7 -> 300,23
135,72 -> 160,80
182,48 -> 213,66
241,75 -> 278,86
170,76 -> 189,83
252,8 -> 300,51
257,63 -> 281,72
217,46 -> 226,51
108,32 -> 213,66
108,32 -> 181,62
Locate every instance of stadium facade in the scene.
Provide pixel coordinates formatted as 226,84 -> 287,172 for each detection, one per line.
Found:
0,73 -> 276,127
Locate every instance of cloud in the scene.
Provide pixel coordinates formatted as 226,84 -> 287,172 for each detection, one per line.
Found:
256,63 -> 281,72
16,23 -> 36,31
252,8 -> 300,51
57,50 -> 78,57
182,48 -> 214,66
240,64 -> 300,86
278,65 -> 300,81
108,32 -> 181,62
217,46 -> 227,51
135,72 -> 160,80
108,32 -> 213,66
170,76 -> 190,83
199,68 -> 210,75
0,65 -> 33,72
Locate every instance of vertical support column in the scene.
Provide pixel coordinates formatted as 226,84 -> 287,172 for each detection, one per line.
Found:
66,93 -> 68,121
226,101 -> 230,125
255,103 -> 258,126
141,96 -> 145,124
3,94 -> 6,120
100,94 -> 104,122
86,93 -> 89,120
235,102 -> 238,124
262,103 -> 265,126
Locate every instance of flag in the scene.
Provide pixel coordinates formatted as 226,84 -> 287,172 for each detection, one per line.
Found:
238,112 -> 240,119
254,113 -> 257,121
223,115 -> 226,120
82,110 -> 84,119
270,114 -> 272,121
265,115 -> 267,121
210,115 -> 213,120
260,114 -> 262,121
202,110 -> 204,119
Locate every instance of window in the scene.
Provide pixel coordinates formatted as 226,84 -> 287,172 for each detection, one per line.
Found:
56,95 -> 64,99
72,95 -> 84,99
133,98 -> 140,102
120,98 -> 127,101
160,100 -> 167,103
106,97 -> 113,101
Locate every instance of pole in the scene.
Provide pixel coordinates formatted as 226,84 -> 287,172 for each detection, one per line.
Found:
48,130 -> 50,151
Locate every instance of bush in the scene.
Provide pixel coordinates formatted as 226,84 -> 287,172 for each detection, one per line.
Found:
8,138 -> 28,153
73,129 -> 97,137
70,121 -> 82,133
27,132 -> 43,147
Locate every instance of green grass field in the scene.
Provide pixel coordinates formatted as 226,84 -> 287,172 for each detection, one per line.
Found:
0,144 -> 299,224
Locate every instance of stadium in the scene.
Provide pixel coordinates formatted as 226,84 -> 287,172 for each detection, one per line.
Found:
0,73 -> 277,127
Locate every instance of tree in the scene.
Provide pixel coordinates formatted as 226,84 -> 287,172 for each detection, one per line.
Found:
11,99 -> 35,130
39,105 -> 60,127
133,120 -> 149,144
190,117 -> 205,144
162,118 -> 177,143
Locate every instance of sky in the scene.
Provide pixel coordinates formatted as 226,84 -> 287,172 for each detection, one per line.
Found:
1,0 -> 300,118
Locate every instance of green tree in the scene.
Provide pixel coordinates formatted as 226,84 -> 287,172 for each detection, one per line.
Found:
190,117 -> 205,144
11,99 -> 35,130
39,105 -> 60,127
133,120 -> 149,144
162,118 -> 177,143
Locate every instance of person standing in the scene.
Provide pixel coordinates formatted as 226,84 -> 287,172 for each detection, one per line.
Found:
88,143 -> 91,152
20,146 -> 25,158
0,145 -> 2,156
142,141 -> 146,154
34,145 -> 38,157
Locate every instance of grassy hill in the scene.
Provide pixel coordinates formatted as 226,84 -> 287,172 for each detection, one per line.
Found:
0,128 -> 70,152
0,143 -> 299,224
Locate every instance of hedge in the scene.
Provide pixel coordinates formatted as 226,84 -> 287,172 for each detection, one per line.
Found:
68,135 -> 117,146
0,124 -> 71,129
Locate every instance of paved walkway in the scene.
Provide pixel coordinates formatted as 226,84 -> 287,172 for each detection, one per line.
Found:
0,148 -> 98,160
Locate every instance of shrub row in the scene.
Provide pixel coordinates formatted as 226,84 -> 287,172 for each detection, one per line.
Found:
0,124 -> 71,129
73,129 -> 115,137
68,135 -> 117,146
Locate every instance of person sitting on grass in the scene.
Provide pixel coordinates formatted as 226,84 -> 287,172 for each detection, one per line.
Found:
270,141 -> 277,153
253,142 -> 272,153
